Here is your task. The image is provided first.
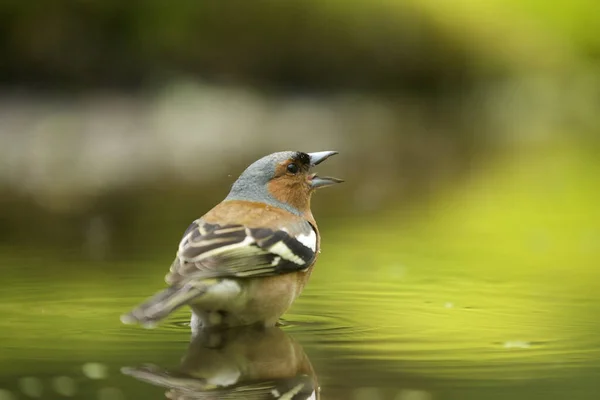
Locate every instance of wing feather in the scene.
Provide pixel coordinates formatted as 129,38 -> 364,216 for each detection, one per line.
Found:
166,219 -> 317,285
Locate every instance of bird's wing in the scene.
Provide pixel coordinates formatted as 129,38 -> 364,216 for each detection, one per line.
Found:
171,375 -> 317,399
123,364 -> 317,400
165,219 -> 317,285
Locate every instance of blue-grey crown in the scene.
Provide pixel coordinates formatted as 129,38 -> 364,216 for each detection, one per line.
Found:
225,151 -> 303,215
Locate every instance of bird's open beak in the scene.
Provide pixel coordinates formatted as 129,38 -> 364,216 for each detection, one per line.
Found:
307,151 -> 343,189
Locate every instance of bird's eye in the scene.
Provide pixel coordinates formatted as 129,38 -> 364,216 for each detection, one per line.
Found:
286,163 -> 299,174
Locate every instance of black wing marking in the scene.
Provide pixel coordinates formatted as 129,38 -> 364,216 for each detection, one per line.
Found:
166,219 -> 317,285
250,228 -> 316,272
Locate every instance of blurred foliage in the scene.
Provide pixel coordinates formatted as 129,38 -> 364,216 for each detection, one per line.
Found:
0,0 -> 468,92
1,0 -> 597,92
0,0 -> 598,255
414,0 -> 600,68
0,0 -> 598,259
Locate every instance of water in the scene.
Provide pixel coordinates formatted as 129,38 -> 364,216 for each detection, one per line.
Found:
0,249 -> 598,400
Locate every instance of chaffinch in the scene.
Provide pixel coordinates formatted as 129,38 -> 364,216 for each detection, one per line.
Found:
121,150 -> 341,329
122,325 -> 319,399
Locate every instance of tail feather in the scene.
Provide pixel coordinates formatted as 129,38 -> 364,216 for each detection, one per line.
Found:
121,284 -> 206,327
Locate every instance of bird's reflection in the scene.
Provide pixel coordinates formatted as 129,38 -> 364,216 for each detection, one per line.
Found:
122,326 -> 319,399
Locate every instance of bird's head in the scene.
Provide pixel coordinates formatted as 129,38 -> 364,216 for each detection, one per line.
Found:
226,151 -> 342,215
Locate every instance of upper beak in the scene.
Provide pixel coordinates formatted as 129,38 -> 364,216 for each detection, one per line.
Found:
307,151 -> 343,189
308,151 -> 338,166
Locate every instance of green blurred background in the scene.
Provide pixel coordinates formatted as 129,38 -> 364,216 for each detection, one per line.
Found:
0,1 -> 599,399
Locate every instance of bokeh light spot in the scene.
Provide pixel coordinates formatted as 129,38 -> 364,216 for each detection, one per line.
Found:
18,377 -> 43,398
82,363 -> 109,380
52,376 -> 77,396
395,389 -> 432,400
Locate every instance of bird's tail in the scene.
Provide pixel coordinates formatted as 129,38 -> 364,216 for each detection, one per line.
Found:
120,284 -> 206,328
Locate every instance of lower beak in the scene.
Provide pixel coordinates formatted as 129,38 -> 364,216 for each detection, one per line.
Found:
310,175 -> 344,189
307,151 -> 343,189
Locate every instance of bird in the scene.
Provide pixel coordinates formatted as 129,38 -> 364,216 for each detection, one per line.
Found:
122,325 -> 319,399
121,150 -> 341,329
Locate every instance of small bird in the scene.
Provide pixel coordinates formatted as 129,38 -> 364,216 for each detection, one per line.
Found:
122,325 -> 319,399
121,150 -> 341,329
